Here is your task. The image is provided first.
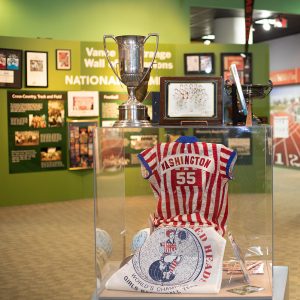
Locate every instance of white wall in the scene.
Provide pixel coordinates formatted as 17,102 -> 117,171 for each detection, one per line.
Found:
266,33 -> 300,71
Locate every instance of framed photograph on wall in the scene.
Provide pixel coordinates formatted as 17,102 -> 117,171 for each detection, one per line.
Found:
56,49 -> 71,70
159,76 -> 223,125
68,91 -> 99,117
68,119 -> 98,170
221,52 -> 252,84
0,48 -> 22,88
184,53 -> 215,75
25,51 -> 48,87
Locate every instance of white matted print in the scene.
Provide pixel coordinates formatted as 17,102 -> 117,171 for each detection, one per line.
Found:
68,91 -> 99,117
273,116 -> 289,138
167,82 -> 215,117
25,51 -> 48,87
186,55 -> 200,72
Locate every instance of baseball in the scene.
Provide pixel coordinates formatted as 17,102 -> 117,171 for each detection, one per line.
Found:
131,227 -> 151,253
95,228 -> 113,257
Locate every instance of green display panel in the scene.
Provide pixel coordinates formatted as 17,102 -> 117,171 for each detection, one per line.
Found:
99,91 -> 153,127
124,127 -> 159,166
8,91 -> 68,173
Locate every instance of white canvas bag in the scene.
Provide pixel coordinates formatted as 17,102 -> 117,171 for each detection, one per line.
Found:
106,225 -> 226,294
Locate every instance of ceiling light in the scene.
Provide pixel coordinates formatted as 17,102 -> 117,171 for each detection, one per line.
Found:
203,40 -> 211,45
255,16 -> 288,31
255,19 -> 274,25
262,21 -> 271,31
201,34 -> 215,40
275,17 -> 288,28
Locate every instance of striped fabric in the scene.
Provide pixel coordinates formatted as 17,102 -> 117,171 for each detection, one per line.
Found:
138,136 -> 237,236
161,241 -> 177,254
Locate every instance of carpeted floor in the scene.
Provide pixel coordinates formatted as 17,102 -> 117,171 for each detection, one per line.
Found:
0,200 -> 95,300
0,167 -> 299,300
273,167 -> 300,299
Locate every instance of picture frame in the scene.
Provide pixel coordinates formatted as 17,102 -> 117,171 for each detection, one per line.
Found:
227,133 -> 252,165
184,53 -> 215,75
159,76 -> 223,126
56,49 -> 71,70
221,52 -> 252,84
124,128 -> 159,166
68,119 -> 98,170
68,91 -> 99,117
25,51 -> 48,87
0,48 -> 22,89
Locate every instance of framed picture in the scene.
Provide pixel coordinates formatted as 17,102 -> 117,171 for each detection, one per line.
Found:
68,91 -> 99,117
56,49 -> 71,70
25,51 -> 48,87
68,119 -> 98,170
0,48 -> 22,88
124,128 -> 159,166
184,53 -> 215,75
221,52 -> 252,84
159,76 -> 223,126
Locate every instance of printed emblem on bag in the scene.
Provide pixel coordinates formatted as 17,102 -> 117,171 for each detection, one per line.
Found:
132,227 -> 204,286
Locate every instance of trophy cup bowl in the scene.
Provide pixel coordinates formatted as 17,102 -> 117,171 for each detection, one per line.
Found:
225,80 -> 273,126
103,34 -> 159,127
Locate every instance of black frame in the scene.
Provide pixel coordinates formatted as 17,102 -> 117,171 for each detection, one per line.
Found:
0,48 -> 22,89
221,52 -> 252,84
56,49 -> 71,70
184,53 -> 215,75
159,76 -> 223,126
25,51 -> 48,88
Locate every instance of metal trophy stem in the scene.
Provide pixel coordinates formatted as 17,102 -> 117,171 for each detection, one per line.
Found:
103,34 -> 159,127
225,80 -> 273,126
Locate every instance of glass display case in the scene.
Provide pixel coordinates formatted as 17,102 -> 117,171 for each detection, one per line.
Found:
93,126 -> 272,299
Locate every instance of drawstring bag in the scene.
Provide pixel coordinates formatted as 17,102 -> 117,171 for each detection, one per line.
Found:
106,225 -> 226,293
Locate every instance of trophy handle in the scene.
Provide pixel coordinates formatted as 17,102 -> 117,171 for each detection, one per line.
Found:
265,80 -> 273,96
103,34 -> 123,84
139,33 -> 159,86
224,79 -> 232,96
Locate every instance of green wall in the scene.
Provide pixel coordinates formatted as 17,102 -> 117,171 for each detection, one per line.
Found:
0,0 -> 189,44
0,37 -> 84,206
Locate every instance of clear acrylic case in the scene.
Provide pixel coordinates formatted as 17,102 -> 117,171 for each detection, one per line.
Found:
93,126 -> 272,299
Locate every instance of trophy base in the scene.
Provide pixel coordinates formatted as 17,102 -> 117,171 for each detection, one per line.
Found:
113,103 -> 152,128
113,119 -> 152,127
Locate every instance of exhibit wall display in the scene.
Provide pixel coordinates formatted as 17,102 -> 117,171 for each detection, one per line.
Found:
270,85 -> 300,168
193,128 -> 252,165
0,48 -> 22,89
8,91 -> 68,173
68,120 -> 98,170
0,35 -> 270,206
99,92 -> 153,127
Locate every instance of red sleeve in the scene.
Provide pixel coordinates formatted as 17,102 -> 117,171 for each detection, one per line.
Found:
137,145 -> 158,179
219,145 -> 237,179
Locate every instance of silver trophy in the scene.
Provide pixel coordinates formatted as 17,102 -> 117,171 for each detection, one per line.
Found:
225,80 -> 273,126
103,34 -> 159,127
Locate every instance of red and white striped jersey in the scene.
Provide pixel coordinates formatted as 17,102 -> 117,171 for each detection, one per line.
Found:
138,136 -> 237,236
